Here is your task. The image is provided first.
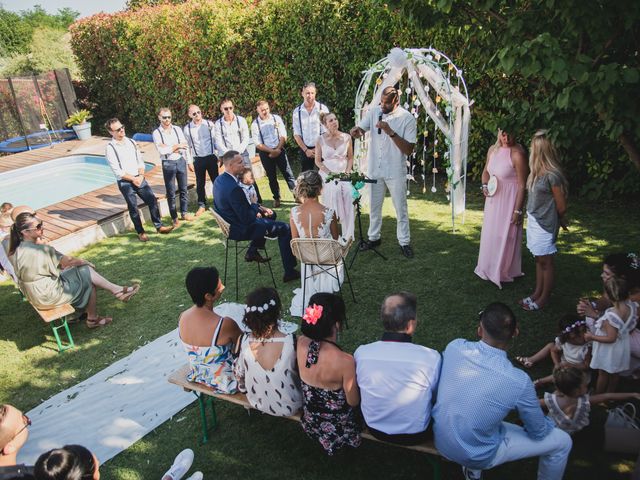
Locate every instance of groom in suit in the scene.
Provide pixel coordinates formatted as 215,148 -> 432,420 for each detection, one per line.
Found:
213,150 -> 298,282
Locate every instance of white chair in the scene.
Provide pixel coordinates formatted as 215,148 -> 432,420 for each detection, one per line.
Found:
290,237 -> 356,310
210,209 -> 276,300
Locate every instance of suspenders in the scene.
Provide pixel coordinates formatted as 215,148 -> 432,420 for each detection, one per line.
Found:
188,120 -> 215,157
155,126 -> 181,160
109,138 -> 139,170
218,116 -> 243,148
297,102 -> 325,146
256,115 -> 281,147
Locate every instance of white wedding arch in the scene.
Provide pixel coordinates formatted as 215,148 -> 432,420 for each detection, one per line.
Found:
353,47 -> 472,228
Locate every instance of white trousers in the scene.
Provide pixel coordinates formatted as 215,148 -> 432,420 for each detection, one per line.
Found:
471,422 -> 572,480
368,176 -> 410,246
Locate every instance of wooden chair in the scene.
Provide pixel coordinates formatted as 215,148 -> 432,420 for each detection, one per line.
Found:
210,209 -> 276,300
290,237 -> 356,309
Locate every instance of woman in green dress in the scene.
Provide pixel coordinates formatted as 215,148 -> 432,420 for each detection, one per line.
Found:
9,212 -> 139,328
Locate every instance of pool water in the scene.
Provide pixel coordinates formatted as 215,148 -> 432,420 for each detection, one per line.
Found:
0,155 -> 154,210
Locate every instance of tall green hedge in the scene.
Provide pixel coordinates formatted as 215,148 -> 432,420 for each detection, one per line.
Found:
70,0 -> 429,137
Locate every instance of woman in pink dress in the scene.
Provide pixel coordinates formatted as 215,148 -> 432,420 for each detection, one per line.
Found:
315,112 -> 355,240
475,129 -> 528,288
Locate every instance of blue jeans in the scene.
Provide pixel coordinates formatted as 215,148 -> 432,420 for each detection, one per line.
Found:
117,179 -> 162,234
162,158 -> 189,220
193,154 -> 219,208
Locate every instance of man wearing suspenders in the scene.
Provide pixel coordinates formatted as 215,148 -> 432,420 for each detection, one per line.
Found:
105,118 -> 173,242
214,98 -> 262,203
251,100 -> 296,208
292,82 -> 329,172
184,104 -> 219,216
152,107 -> 194,227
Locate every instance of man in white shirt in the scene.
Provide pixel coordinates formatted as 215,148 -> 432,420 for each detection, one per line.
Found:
251,100 -> 296,208
214,98 -> 262,203
152,107 -> 194,227
354,291 -> 440,445
184,104 -> 219,216
292,82 -> 329,172
350,86 -> 416,258
105,118 -> 173,242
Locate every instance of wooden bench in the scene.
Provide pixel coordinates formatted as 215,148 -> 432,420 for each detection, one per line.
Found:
33,303 -> 76,352
168,365 -> 443,479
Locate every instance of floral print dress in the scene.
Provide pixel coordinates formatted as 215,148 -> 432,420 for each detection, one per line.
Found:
300,340 -> 361,455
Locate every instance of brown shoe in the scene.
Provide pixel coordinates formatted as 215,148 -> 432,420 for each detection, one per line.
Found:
138,232 -> 149,242
173,218 -> 180,228
195,207 -> 206,217
181,213 -> 195,221
274,199 -> 281,208
157,225 -> 173,234
245,252 -> 271,263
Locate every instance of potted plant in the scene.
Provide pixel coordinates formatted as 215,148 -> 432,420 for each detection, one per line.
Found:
65,109 -> 93,140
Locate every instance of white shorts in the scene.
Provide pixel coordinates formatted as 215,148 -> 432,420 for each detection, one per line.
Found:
526,214 -> 557,257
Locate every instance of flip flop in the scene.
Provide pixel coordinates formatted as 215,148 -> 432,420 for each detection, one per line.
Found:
86,316 -> 113,329
516,356 -> 533,368
116,284 -> 140,302
521,300 -> 542,311
517,296 -> 533,307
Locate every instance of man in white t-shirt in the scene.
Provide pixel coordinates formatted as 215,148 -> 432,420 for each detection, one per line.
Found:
354,291 -> 440,445
350,86 -> 417,258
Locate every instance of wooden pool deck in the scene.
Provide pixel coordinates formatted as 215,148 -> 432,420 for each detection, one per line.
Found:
0,137 -> 196,251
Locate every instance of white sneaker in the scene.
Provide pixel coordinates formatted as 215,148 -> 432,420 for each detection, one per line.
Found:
185,473 -> 203,480
462,466 -> 482,480
163,449 -> 195,480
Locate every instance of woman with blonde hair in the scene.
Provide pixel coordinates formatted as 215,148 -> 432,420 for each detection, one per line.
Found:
520,130 -> 568,311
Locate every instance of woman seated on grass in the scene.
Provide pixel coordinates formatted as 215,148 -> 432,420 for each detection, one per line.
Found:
296,292 -> 361,455
9,212 -> 139,329
233,287 -> 302,416
180,266 -> 242,393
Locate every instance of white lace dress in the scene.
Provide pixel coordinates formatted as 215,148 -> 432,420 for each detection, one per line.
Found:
289,206 -> 343,317
319,133 -> 355,240
590,301 -> 638,373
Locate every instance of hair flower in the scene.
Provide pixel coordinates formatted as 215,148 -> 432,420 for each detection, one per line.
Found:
303,304 -> 323,325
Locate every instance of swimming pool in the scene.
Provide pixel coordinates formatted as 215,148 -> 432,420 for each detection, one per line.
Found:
0,155 -> 154,210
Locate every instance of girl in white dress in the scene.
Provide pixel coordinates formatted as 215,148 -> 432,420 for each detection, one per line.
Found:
587,275 -> 638,393
289,171 -> 341,317
315,112 -> 355,240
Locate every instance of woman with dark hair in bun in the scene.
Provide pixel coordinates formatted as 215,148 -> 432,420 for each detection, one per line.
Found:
34,445 -> 99,480
296,292 -> 361,455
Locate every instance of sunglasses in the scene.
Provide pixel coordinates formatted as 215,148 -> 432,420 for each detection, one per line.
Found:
191,111 -> 201,117
112,125 -> 125,133
222,106 -> 233,111
25,222 -> 44,231
161,115 -> 172,120
11,414 -> 31,441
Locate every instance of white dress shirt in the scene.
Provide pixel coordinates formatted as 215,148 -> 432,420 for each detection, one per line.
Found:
152,125 -> 192,162
184,119 -> 217,157
292,101 -> 329,147
105,137 -> 144,180
251,114 -> 287,149
214,115 -> 250,156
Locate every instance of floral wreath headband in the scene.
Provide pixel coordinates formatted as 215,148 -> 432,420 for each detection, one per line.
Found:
303,304 -> 323,325
245,298 -> 277,314
562,319 -> 586,334
628,252 -> 639,270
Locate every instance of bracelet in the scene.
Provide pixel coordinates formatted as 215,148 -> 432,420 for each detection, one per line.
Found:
389,132 -> 397,138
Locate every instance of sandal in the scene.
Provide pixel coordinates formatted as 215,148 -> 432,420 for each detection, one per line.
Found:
86,316 -> 113,329
116,284 -> 140,302
516,356 -> 534,368
521,300 -> 541,311
517,296 -> 533,307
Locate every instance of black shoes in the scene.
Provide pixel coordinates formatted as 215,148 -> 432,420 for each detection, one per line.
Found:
245,252 -> 271,263
283,269 -> 300,283
400,244 -> 414,259
359,239 -> 382,251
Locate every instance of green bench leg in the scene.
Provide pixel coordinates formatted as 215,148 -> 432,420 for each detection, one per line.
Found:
195,393 -> 217,444
51,317 -> 75,353
426,454 -> 442,480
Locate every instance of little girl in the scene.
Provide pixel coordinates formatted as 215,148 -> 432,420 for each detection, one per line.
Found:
240,168 -> 259,205
540,364 -> 640,434
516,313 -> 591,386
587,275 -> 638,393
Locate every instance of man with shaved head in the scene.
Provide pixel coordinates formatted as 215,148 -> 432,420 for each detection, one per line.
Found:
354,292 -> 441,445
0,404 -> 34,478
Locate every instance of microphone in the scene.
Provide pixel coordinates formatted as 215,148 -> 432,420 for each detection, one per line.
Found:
377,113 -> 382,134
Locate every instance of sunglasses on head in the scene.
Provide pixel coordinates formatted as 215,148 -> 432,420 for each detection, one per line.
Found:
161,115 -> 172,120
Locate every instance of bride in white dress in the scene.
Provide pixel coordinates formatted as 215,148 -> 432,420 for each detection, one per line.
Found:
289,170 -> 341,317
315,112 -> 355,240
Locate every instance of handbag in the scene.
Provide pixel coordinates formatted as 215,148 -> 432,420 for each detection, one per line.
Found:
604,402 -> 640,453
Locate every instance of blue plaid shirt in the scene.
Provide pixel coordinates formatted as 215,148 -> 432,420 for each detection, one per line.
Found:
433,339 -> 554,469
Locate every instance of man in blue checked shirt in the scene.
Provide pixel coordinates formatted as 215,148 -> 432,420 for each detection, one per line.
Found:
433,303 -> 572,480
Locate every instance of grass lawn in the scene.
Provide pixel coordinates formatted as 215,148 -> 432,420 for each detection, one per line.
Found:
1,175 -> 638,479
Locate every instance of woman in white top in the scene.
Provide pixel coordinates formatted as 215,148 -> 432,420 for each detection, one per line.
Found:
315,112 -> 355,240
233,287 -> 302,416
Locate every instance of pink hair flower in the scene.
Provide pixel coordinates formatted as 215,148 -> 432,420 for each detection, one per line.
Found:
303,304 -> 323,325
